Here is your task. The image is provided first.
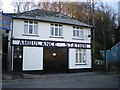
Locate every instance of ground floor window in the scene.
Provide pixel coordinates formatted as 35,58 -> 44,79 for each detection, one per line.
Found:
75,49 -> 86,64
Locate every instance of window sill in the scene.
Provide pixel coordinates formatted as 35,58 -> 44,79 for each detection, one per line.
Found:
22,34 -> 39,37
72,37 -> 84,40
49,36 -> 64,39
75,63 -> 87,65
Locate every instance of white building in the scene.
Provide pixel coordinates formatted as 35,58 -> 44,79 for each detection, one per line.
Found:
9,9 -> 93,74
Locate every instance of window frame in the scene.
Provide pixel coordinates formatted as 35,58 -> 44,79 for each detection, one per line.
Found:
72,26 -> 84,39
24,21 -> 38,36
75,49 -> 86,65
50,23 -> 63,38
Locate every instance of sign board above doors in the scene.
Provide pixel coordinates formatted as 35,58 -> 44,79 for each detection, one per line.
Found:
11,38 -> 91,49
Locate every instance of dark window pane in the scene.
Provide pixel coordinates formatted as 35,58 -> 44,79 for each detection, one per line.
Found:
24,25 -> 28,34
59,28 -> 62,36
73,30 -> 75,36
55,24 -> 58,26
51,24 -> 54,26
29,21 -> 33,24
76,53 -> 78,63
79,53 -> 81,63
51,27 -> 54,35
24,21 -> 28,23
59,25 -> 62,27
77,30 -> 79,37
55,28 -> 58,36
34,22 -> 38,24
29,25 -> 33,34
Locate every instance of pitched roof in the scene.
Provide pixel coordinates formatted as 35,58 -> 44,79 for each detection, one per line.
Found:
9,9 -> 93,28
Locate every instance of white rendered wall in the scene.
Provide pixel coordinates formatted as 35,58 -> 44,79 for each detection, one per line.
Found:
69,49 -> 91,69
23,47 -> 43,71
11,19 -> 92,70
12,19 -> 91,43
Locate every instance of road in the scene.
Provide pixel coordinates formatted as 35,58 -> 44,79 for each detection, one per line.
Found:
2,72 -> 119,88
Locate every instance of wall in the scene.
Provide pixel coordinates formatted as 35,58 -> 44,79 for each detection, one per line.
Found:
11,19 -> 92,70
12,19 -> 91,43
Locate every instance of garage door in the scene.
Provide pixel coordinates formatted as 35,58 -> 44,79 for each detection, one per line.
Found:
43,47 -> 68,73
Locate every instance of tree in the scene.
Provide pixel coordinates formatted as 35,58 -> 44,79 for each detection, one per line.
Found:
10,1 -> 118,60
11,0 -> 37,13
11,0 -> 24,13
22,0 -> 36,12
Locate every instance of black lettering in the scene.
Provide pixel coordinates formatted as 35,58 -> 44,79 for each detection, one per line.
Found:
65,43 -> 68,47
42,42 -> 45,46
54,42 -> 57,47
33,41 -> 38,46
16,39 -> 90,49
78,44 -> 82,48
19,40 -> 22,45
33,41 -> 35,45
46,42 -> 52,46
76,43 -> 79,48
84,44 -> 87,48
29,41 -> 32,45
72,43 -> 76,48
69,43 -> 72,47
24,40 -> 28,45
35,41 -> 39,46
82,44 -> 85,48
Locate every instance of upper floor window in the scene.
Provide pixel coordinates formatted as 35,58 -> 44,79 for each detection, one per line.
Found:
24,21 -> 38,35
73,26 -> 83,39
50,24 -> 63,37
75,49 -> 86,64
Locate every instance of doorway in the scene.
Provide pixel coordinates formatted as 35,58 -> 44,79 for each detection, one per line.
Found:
13,46 -> 23,72
43,47 -> 68,73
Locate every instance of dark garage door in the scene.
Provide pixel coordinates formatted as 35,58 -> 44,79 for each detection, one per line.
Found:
43,47 -> 68,73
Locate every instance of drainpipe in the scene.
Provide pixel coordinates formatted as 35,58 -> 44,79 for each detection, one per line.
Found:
8,18 -> 13,75
9,19 -> 14,74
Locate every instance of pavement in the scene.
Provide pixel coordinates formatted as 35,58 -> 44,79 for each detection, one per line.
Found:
2,71 -> 119,80
2,71 -> 119,88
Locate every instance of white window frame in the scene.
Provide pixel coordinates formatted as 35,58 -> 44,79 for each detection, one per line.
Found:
75,49 -> 86,64
73,26 -> 84,39
50,24 -> 63,37
24,21 -> 38,35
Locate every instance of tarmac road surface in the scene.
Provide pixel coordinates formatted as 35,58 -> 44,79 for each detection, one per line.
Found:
2,72 -> 119,88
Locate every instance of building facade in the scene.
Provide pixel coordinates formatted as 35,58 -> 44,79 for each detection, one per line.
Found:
9,9 -> 93,73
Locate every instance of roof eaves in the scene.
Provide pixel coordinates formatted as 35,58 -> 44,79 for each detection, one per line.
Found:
12,15 -> 93,28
